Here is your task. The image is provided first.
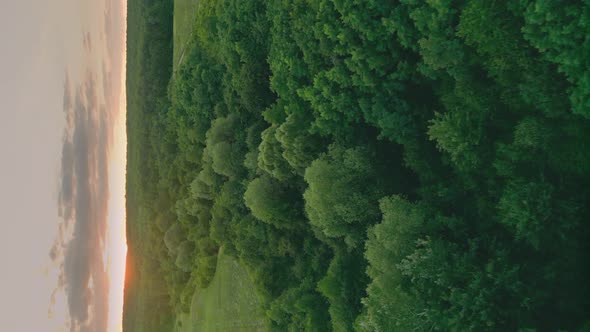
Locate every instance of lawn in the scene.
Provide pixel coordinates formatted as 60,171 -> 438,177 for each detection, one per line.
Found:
173,0 -> 200,70
175,249 -> 268,332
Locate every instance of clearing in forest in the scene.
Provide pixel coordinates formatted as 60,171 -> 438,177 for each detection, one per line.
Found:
175,250 -> 268,332
173,0 -> 199,69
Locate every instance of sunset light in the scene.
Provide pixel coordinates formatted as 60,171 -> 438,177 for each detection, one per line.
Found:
105,2 -> 127,331
0,0 -> 129,331
105,82 -> 127,332
2,0 -> 590,331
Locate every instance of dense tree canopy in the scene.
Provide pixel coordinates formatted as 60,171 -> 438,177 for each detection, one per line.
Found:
125,0 -> 590,330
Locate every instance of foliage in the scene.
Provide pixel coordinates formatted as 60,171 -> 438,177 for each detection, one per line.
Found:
304,146 -> 386,249
125,0 -> 590,330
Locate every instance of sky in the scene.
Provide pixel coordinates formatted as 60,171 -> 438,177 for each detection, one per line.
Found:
0,1 -> 127,331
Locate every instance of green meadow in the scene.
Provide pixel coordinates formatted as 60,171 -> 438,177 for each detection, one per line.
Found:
173,0 -> 199,69
176,249 -> 267,332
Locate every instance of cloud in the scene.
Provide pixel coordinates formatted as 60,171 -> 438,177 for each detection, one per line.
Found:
50,69 -> 116,332
83,32 -> 92,52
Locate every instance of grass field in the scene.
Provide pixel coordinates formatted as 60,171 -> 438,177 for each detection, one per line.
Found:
175,250 -> 268,332
173,0 -> 200,69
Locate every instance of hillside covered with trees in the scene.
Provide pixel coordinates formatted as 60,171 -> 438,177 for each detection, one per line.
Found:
125,0 -> 590,331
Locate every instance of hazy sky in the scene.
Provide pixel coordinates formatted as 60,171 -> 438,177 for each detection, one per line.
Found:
0,1 -> 127,331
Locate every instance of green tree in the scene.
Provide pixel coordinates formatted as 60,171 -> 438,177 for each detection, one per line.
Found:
304,146 -> 384,248
175,241 -> 196,272
244,175 -> 302,230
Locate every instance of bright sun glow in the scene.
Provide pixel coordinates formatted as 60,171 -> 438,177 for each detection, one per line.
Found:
105,1 -> 127,331
105,94 -> 127,332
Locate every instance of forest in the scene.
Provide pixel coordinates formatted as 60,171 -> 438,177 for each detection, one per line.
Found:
124,0 -> 590,331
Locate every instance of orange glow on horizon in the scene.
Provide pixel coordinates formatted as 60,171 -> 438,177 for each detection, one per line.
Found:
105,1 -> 127,331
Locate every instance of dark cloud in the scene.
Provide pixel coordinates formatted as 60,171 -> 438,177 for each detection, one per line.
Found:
51,69 -> 117,332
50,3 -> 127,329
